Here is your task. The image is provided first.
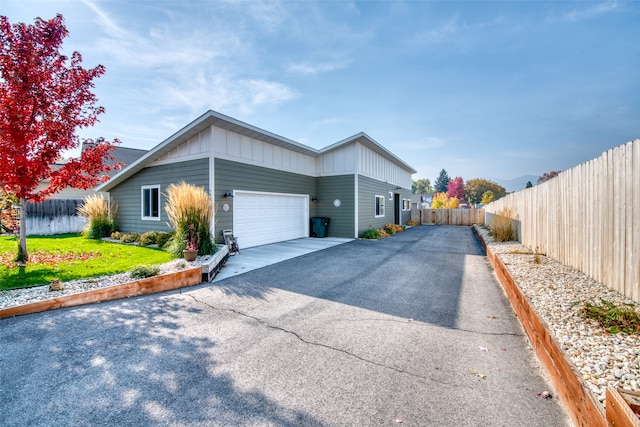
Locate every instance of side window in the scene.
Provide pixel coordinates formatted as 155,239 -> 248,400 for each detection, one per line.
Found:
141,185 -> 160,220
375,195 -> 385,218
403,198 -> 411,211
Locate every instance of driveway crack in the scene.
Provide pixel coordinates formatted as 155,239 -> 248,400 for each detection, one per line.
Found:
190,295 -> 476,390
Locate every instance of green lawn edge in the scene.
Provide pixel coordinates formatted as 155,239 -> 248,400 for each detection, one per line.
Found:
0,234 -> 176,290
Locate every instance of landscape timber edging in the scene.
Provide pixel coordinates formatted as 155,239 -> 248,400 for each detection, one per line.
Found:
606,388 -> 640,427
473,226 -> 607,427
0,267 -> 202,319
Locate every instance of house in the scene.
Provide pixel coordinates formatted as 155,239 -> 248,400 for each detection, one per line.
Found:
25,145 -> 148,236
36,144 -> 148,200
411,194 -> 432,210
97,110 -> 416,248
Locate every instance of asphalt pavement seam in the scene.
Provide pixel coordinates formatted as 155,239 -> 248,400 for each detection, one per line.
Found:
189,294 -> 478,391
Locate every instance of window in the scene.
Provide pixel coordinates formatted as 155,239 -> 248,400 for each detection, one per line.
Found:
375,195 -> 385,218
141,185 -> 160,220
403,198 -> 411,211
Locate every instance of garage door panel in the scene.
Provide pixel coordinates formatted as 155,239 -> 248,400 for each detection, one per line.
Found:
233,191 -> 308,248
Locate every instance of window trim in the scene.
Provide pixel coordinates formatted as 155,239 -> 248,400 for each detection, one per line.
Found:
402,198 -> 411,211
375,195 -> 385,218
141,185 -> 161,221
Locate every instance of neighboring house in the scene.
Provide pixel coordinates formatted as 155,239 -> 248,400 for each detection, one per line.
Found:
97,110 -> 416,248
36,144 -> 148,200
26,145 -> 147,235
411,194 -> 432,210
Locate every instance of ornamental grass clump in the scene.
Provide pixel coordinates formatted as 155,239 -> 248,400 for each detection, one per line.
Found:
165,182 -> 215,256
78,194 -> 117,239
490,207 -> 516,242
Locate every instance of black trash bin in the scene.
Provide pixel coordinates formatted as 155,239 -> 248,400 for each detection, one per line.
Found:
310,217 -> 330,238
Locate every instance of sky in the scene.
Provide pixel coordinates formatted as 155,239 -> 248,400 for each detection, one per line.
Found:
1,0 -> 639,187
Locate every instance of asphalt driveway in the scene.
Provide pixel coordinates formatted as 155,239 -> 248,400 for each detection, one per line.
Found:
0,225 -> 571,426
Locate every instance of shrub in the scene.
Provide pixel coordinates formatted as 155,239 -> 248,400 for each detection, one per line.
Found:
130,264 -> 161,279
120,232 -> 140,243
165,182 -> 216,256
155,231 -> 173,249
384,224 -> 405,234
406,220 -> 419,226
361,228 -> 381,239
110,231 -> 122,240
78,194 -> 117,239
579,299 -> 640,334
490,208 -> 516,242
139,231 -> 159,246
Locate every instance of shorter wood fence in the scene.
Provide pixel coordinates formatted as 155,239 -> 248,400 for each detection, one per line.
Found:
411,208 -> 485,226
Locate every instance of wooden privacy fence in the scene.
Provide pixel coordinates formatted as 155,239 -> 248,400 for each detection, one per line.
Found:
24,199 -> 85,235
485,138 -> 640,303
411,208 -> 485,226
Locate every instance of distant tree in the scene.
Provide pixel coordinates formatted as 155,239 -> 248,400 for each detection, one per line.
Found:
525,181 -> 533,188
434,169 -> 451,193
537,171 -> 561,184
430,192 -> 459,209
412,178 -> 433,194
0,14 -> 121,262
481,190 -> 495,204
465,178 -> 507,205
446,176 -> 465,200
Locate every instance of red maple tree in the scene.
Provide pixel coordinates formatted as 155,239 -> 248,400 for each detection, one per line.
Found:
0,14 -> 120,262
447,176 -> 465,201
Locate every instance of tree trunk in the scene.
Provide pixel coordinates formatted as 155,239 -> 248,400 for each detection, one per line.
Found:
17,197 -> 28,263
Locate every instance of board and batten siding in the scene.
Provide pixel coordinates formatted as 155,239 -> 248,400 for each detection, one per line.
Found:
212,126 -> 317,177
357,143 -> 412,190
110,158 -> 209,233
315,175 -> 355,238
357,174 -> 412,236
214,158 -> 316,243
152,127 -> 211,166
319,143 -> 356,175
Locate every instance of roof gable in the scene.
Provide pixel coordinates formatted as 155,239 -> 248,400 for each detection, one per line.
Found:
98,110 -> 415,191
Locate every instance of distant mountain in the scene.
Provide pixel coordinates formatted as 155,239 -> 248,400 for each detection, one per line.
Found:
485,175 -> 538,193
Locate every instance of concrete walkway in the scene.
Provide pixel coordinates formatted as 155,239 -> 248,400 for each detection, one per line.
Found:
213,237 -> 352,282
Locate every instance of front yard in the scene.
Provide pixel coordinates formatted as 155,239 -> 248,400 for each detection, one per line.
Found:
0,234 -> 174,290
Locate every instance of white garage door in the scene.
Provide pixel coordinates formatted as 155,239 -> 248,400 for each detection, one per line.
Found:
233,191 -> 309,248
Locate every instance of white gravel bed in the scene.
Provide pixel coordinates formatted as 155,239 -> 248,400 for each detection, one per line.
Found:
0,257 -> 209,310
475,225 -> 640,406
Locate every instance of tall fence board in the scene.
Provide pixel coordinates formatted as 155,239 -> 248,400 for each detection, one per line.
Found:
411,208 -> 485,226
485,139 -> 640,303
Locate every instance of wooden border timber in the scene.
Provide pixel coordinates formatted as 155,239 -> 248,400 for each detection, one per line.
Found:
474,228 -> 606,427
607,388 -> 640,426
0,267 -> 202,319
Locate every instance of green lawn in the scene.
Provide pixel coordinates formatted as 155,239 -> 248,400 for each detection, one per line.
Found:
0,234 -> 175,290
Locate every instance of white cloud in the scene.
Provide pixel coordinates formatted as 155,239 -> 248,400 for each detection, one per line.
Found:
566,1 -> 619,22
288,60 -> 351,75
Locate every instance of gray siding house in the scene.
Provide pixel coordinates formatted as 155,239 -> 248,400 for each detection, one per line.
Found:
98,110 -> 416,248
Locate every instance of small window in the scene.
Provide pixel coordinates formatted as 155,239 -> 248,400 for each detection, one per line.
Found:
141,185 -> 160,220
403,198 -> 411,211
375,195 -> 385,218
